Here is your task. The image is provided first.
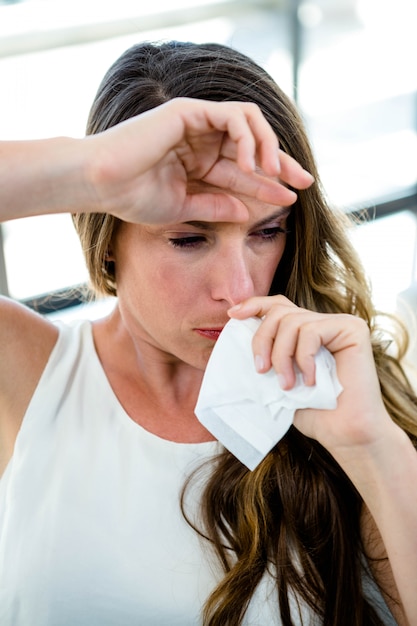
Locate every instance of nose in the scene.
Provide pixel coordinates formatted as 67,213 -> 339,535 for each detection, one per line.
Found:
209,243 -> 255,307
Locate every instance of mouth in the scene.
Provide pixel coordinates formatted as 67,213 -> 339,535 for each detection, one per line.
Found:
194,327 -> 224,341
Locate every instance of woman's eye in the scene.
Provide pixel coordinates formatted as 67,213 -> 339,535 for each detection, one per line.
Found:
254,226 -> 289,240
169,235 -> 207,249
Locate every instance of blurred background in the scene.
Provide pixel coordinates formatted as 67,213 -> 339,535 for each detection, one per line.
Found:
0,0 -> 416,330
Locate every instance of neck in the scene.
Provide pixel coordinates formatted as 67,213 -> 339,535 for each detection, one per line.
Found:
92,309 -> 215,443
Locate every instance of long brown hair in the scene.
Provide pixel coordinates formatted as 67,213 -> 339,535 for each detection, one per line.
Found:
73,41 -> 417,624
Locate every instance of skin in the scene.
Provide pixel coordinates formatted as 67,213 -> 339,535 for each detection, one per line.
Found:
229,296 -> 416,625
0,97 -> 314,466
92,200 -> 416,623
0,99 -> 313,224
92,187 -> 290,443
0,97 -> 415,623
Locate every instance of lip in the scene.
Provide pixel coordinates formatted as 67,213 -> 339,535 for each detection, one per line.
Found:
194,327 -> 224,341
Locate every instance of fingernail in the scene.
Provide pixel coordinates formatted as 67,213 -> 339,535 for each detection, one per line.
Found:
255,355 -> 264,372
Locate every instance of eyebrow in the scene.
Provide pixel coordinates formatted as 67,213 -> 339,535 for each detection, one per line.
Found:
251,207 -> 292,229
183,207 -> 292,231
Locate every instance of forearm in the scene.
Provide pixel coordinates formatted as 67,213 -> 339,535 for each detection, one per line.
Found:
334,424 -> 417,624
0,137 -> 95,221
0,100 -> 315,227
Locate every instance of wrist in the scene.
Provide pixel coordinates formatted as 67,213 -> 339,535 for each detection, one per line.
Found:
332,423 -> 416,506
48,136 -> 98,215
0,136 -> 95,221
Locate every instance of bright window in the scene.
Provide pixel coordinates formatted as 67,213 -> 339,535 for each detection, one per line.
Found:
1,0 -> 416,313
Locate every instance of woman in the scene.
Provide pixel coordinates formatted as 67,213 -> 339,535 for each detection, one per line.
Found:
0,41 -> 416,626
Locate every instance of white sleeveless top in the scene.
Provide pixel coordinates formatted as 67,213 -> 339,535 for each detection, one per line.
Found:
0,321 -> 395,625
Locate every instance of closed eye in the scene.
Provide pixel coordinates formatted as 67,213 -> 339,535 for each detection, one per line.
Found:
168,235 -> 207,249
252,226 -> 290,241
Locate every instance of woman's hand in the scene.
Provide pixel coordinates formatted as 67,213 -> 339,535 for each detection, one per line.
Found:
229,294 -> 417,625
85,98 -> 314,224
0,98 -> 313,224
228,294 -> 394,457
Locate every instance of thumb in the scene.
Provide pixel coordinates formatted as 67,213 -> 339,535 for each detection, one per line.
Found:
182,192 -> 249,222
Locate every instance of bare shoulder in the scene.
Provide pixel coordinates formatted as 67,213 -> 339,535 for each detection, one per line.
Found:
360,505 -> 407,625
0,297 -> 58,474
0,296 -> 58,401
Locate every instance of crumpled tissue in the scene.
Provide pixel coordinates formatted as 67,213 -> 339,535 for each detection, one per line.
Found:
195,317 -> 343,470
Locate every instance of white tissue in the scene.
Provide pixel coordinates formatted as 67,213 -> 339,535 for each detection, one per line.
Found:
195,317 -> 343,470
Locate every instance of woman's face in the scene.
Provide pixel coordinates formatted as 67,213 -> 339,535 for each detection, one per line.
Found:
112,189 -> 290,370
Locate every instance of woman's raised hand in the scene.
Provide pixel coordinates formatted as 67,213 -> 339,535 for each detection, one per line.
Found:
0,98 -> 314,224
86,98 -> 314,224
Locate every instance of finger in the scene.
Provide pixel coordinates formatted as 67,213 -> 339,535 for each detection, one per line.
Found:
285,322 -> 322,386
237,103 -> 312,186
253,306 -> 308,386
228,294 -> 295,319
238,102 -> 281,176
228,295 -> 298,382
228,296 -> 323,387
222,104 -> 314,187
207,102 -> 278,175
256,312 -> 326,387
272,315 -> 368,389
203,158 -> 298,206
220,135 -> 314,194
182,191 -> 249,223
228,114 -> 257,173
278,151 -> 315,190
193,103 -> 258,174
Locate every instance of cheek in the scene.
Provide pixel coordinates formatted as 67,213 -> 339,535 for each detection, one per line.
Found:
256,243 -> 286,291
155,262 -> 202,304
